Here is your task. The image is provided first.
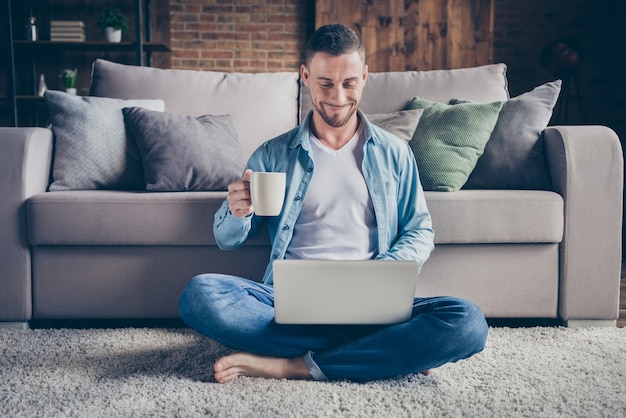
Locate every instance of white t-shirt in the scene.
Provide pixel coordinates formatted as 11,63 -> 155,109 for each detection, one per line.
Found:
285,125 -> 377,260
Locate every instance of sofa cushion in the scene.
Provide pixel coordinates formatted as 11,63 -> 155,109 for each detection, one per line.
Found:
300,63 -> 509,120
27,190 -> 562,246
406,97 -> 503,191
123,107 -> 245,191
27,191 -> 268,246
44,90 -> 165,191
90,59 -> 300,161
459,80 -> 562,190
425,190 -> 564,244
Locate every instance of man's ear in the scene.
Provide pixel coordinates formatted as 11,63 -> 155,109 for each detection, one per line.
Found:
362,64 -> 369,83
300,64 -> 310,87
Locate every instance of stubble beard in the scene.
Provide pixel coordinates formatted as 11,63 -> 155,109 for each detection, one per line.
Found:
314,102 -> 358,128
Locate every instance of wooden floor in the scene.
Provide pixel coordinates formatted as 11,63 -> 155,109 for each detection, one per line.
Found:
617,262 -> 626,327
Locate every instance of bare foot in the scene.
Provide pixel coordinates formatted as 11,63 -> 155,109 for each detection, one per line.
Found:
420,370 -> 432,376
213,352 -> 312,384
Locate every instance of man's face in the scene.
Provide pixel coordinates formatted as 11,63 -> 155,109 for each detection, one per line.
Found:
301,51 -> 368,128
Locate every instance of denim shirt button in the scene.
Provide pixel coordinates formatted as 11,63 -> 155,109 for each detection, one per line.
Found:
272,254 -> 278,259
294,195 -> 301,201
282,225 -> 290,231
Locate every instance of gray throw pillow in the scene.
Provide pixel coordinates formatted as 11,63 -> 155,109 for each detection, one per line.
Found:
366,109 -> 423,141
45,90 -> 164,191
122,107 -> 245,191
460,80 -> 562,190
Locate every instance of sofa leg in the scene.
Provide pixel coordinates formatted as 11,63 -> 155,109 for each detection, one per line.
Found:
0,322 -> 30,330
565,319 -> 617,328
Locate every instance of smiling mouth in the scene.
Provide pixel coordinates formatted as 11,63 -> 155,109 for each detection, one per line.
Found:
323,103 -> 351,112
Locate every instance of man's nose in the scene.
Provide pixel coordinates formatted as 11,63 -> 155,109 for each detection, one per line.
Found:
330,86 -> 347,103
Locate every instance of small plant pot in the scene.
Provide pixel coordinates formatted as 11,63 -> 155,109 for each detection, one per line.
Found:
105,27 -> 122,43
65,88 -> 77,95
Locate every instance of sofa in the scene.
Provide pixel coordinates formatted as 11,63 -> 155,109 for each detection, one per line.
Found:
0,59 -> 623,329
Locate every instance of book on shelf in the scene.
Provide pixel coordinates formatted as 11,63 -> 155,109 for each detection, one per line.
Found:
51,36 -> 87,42
51,34 -> 86,41
51,29 -> 86,35
51,31 -> 86,36
50,20 -> 85,28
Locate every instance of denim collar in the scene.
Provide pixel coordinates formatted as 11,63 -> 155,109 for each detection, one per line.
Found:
289,110 -> 380,152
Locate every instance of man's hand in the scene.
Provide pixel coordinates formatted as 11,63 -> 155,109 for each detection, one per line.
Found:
227,169 -> 254,218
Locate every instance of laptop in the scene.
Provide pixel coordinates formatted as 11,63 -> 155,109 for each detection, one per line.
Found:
272,259 -> 420,325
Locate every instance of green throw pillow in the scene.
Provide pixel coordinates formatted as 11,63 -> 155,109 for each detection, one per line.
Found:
406,97 -> 503,192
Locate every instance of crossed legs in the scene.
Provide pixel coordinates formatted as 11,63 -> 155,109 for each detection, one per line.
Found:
179,273 -> 488,383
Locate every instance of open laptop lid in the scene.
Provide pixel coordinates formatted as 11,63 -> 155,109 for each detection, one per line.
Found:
273,259 -> 419,325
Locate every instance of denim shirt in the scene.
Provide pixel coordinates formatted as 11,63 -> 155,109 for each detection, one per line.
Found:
213,111 -> 435,284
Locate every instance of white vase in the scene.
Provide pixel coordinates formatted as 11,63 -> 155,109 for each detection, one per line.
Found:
37,74 -> 47,97
105,27 -> 122,43
65,87 -> 77,95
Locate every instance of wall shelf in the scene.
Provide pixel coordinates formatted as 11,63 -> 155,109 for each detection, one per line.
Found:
3,0 -> 170,127
13,40 -> 170,53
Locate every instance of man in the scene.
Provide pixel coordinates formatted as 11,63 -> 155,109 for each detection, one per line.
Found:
179,24 -> 488,384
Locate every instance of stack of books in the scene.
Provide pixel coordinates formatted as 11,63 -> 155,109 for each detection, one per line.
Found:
50,21 -> 86,42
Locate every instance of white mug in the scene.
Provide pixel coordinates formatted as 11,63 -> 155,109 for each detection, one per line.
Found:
249,172 -> 286,216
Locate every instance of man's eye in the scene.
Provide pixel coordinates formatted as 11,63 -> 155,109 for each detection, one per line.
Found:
343,82 -> 357,89
320,83 -> 333,88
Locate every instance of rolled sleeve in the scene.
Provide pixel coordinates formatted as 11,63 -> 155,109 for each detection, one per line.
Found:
213,200 -> 253,250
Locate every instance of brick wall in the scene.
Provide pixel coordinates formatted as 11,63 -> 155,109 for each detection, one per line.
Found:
169,0 -> 314,72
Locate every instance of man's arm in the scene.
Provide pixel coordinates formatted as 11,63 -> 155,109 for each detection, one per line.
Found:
213,147 -> 270,250
375,143 -> 435,268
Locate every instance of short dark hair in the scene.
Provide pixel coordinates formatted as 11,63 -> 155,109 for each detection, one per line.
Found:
305,24 -> 365,67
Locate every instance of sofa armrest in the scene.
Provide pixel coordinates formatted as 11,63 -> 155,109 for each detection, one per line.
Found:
544,125 -> 623,321
0,128 -> 53,322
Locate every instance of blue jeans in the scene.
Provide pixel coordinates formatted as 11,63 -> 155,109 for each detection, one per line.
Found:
179,274 -> 489,382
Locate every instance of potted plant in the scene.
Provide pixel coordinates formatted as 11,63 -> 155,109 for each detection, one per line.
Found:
96,7 -> 128,43
60,69 -> 78,95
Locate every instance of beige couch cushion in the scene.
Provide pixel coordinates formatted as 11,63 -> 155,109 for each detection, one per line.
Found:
27,191 -> 269,246
426,190 -> 564,244
90,59 -> 300,160
28,191 -> 224,246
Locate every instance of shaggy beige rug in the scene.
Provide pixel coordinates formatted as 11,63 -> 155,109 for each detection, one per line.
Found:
1,326 -> 625,417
